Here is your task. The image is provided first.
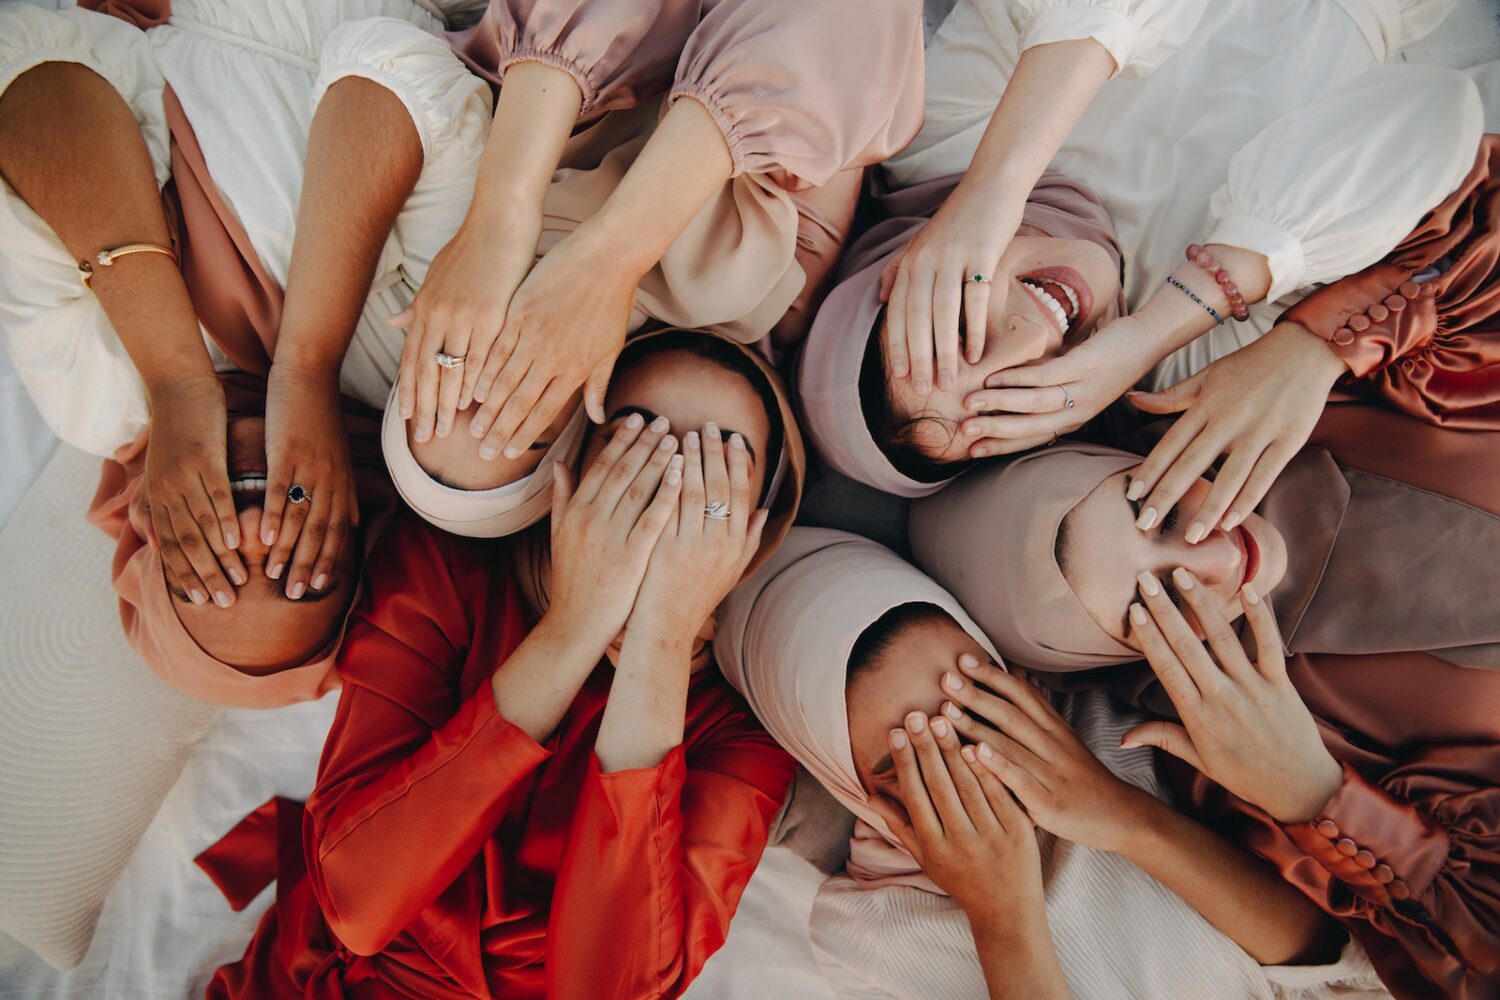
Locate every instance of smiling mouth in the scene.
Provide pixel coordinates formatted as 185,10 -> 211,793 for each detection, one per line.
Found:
230,472 -> 268,512
1016,266 -> 1094,340
1235,525 -> 1260,588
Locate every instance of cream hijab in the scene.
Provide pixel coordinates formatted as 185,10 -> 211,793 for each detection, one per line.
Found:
715,526 -> 1002,891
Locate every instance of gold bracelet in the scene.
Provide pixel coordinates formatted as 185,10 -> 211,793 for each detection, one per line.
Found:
79,242 -> 178,288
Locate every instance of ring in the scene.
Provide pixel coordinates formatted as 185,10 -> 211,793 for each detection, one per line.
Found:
287,484 -> 311,505
1043,432 -> 1059,448
704,501 -> 732,520
964,274 -> 992,286
1059,384 -> 1075,409
434,351 -> 466,369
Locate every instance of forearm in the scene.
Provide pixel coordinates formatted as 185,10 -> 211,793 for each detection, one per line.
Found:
594,626 -> 693,773
1131,244 -> 1273,363
969,908 -> 1068,1000
276,77 -> 423,375
467,61 -> 580,227
0,62 -> 211,392
1115,792 -> 1340,965
489,613 -> 611,743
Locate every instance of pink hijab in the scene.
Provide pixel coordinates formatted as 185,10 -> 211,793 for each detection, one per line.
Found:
797,172 -> 1124,497
908,443 -> 1141,672
715,526 -> 1003,891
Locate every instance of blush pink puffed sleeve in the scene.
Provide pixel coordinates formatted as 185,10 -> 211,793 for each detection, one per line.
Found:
448,0 -> 701,118
669,0 -> 925,188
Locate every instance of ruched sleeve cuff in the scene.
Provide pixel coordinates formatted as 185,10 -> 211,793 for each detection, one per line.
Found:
668,0 -> 924,186
1281,764 -> 1451,909
1008,0 -> 1208,79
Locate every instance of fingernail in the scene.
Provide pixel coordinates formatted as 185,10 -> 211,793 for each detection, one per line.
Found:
269,562 -> 284,580
890,729 -> 908,750
729,433 -> 745,451
470,419 -> 487,438
978,742 -> 994,760
228,567 -> 246,586
963,422 -> 981,436
905,712 -> 926,733
480,444 -> 498,460
1172,567 -> 1195,590
649,415 -> 669,433
930,717 -> 950,738
705,421 -> 720,441
313,573 -> 328,591
262,527 -> 276,546
502,444 -> 521,460
436,420 -> 448,437
1137,571 -> 1160,597
1185,521 -> 1207,544
289,582 -> 306,600
685,431 -> 699,449
974,447 -> 990,458
190,589 -> 206,605
667,459 -> 683,485
626,413 -> 644,429
1136,506 -> 1158,531
1125,478 -> 1145,502
658,435 -> 675,451
214,590 -> 232,608
1242,583 -> 1260,606
1120,740 -> 1142,750
943,671 -> 962,692
1222,511 -> 1244,530
1129,602 -> 1148,625
943,701 -> 962,720
224,530 -> 239,549
961,745 -> 976,762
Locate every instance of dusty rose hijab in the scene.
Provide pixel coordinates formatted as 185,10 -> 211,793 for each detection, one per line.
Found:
798,172 -> 1124,497
908,443 -> 1140,672
715,527 -> 1003,891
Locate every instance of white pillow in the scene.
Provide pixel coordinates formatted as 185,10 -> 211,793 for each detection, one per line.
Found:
0,444 -> 220,969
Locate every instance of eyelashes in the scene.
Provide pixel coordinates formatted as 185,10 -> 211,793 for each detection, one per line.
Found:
1161,506 -> 1179,535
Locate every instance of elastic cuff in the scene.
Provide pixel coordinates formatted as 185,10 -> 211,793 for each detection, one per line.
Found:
1019,7 -> 1137,77
1205,212 -> 1307,303
589,744 -> 689,809
499,48 -> 596,119
0,48 -> 108,103
667,83 -> 747,177
313,65 -> 435,159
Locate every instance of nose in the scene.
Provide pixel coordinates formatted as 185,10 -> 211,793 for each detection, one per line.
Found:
1168,529 -> 1240,588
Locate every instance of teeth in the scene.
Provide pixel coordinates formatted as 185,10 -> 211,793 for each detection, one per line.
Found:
1057,282 -> 1080,317
230,477 -> 267,493
1021,280 -> 1071,333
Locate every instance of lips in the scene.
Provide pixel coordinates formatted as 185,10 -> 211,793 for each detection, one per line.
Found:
1235,525 -> 1260,587
1018,265 -> 1094,334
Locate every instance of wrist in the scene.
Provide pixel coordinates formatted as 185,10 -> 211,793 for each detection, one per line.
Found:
145,371 -> 223,406
967,894 -> 1051,943
621,612 -> 698,661
1100,786 -> 1171,857
534,606 -> 618,661
269,352 -> 343,387
1271,754 -> 1344,824
1275,321 -> 1350,385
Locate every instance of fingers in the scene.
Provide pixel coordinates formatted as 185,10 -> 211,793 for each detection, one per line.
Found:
393,309 -> 419,421
166,498 -> 235,607
618,430 -> 679,524
583,354 -> 616,425
576,414 -> 644,503
678,430 -> 705,538
866,791 -> 921,859
903,269 -> 936,395
197,470 -> 245,585
965,744 -> 1031,834
967,432 -> 1058,460
957,655 -> 1063,730
1169,568 -> 1257,684
929,709 -> 996,832
507,380 -> 577,460
964,386 -> 1071,416
701,421 -> 730,519
410,318 -> 445,444
885,266 -> 912,381
153,503 -> 207,605
1238,583 -> 1288,683
264,476 -> 311,586
957,411 -> 1069,444
889,723 -> 941,841
1223,443 -> 1297,531
1136,572 -> 1224,696
878,251 -> 903,306
550,460 -> 576,528
961,276 -> 990,365
1120,721 -> 1204,772
1127,597 -> 1201,711
1123,368 -> 1205,416
470,325 -> 519,407
629,454 -> 684,549
433,330 -> 473,438
983,354 -> 1071,390
306,490 -> 350,598
940,663 -> 1053,755
931,264 -> 962,391
1135,429 -> 1225,538
285,492 -> 342,601
726,431 -> 751,538
732,508 -> 770,581
1184,446 -> 1260,544
483,367 -> 553,460
597,415 -> 671,514
905,712 -> 971,835
974,735 -> 1051,816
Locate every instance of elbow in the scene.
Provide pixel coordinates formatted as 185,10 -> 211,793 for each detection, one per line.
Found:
325,908 -> 401,958
316,869 -> 405,957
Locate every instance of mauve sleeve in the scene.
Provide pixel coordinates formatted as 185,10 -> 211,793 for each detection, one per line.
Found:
450,0 -> 701,117
668,0 -> 925,187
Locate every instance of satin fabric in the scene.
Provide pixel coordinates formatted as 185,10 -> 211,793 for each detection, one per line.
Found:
203,517 -> 796,998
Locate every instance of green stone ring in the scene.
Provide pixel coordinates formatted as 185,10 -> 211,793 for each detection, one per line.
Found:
966,274 -> 993,285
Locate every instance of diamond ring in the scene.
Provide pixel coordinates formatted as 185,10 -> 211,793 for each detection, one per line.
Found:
287,484 -> 311,505
434,352 -> 466,369
704,501 -> 732,520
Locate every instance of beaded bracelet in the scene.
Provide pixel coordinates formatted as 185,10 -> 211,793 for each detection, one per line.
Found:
1185,244 -> 1249,321
1164,275 -> 1224,325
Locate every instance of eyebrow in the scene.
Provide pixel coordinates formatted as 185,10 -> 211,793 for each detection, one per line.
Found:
606,406 -> 758,464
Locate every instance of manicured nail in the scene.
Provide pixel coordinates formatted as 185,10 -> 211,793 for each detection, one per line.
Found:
625,412 -> 644,429
1172,567 -> 1195,591
978,742 -> 994,760
1137,571 -> 1160,597
890,729 -> 908,750
961,745 -> 976,762
1222,511 -> 1244,530
659,435 -> 675,451
905,712 -> 926,733
930,717 -> 950,738
704,421 -> 720,441
649,415 -> 669,433
228,567 -> 246,586
1185,521 -> 1207,544
470,419 -> 487,438
224,530 -> 239,549
480,444 -> 498,460
1129,602 -> 1148,625
1125,477 -> 1146,502
958,653 -> 979,670
943,701 -> 962,720
312,573 -> 328,591
262,527 -> 276,546
1136,506 -> 1158,531
190,589 -> 206,605
1120,740 -> 1142,750
1242,583 -> 1260,606
289,581 -> 306,600
667,455 -> 684,484
214,590 -> 232,608
729,433 -> 745,451
269,562 -> 284,580
943,671 -> 962,692
685,431 -> 699,449
502,444 -> 522,460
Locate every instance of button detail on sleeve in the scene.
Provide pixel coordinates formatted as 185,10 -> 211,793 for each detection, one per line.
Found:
1399,281 -> 1421,298
1332,328 -> 1355,346
1367,304 -> 1389,322
1348,315 -> 1371,332
1385,295 -> 1406,312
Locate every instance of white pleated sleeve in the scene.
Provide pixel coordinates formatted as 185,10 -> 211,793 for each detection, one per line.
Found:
1003,0 -> 1209,78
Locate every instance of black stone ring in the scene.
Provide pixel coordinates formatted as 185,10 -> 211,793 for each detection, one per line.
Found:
287,484 -> 311,505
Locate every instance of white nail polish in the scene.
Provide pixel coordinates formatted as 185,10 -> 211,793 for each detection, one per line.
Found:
1137,571 -> 1161,597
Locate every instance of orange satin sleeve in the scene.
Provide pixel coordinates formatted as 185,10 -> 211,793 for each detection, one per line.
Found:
546,718 -> 794,1000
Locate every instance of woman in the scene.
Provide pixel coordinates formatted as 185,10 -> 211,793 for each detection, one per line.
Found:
907,428 -> 1500,997
715,527 -> 1382,999
199,327 -> 805,998
390,0 -> 924,467
797,0 -> 1482,496
0,0 -> 490,702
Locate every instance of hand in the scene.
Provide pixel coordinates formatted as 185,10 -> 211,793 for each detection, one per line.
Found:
935,655 -> 1150,853
261,364 -> 359,599
546,414 -> 683,651
1123,323 -> 1348,541
960,313 -> 1156,457
466,228 -> 637,460
391,206 -> 542,444
880,185 -> 1024,394
143,377 -> 247,607
866,709 -> 1046,926
625,423 -> 767,648
1124,568 -> 1343,824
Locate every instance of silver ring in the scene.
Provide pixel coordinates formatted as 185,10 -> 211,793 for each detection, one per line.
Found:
964,273 -> 992,286
287,484 -> 311,505
704,501 -> 732,520
434,351 -> 466,369
1059,384 -> 1075,409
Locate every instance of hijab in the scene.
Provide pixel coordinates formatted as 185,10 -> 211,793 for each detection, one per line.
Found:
715,527 -> 1002,892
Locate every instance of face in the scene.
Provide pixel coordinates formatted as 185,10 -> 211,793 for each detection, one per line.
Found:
845,616 -> 991,801
581,349 -> 772,503
1062,472 -> 1289,646
409,398 -> 578,490
883,234 -> 1119,464
163,415 -> 360,673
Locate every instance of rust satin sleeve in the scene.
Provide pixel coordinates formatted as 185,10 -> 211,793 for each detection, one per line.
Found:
546,709 -> 795,1000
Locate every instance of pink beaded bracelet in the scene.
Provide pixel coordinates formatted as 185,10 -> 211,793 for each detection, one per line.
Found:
1185,244 -> 1250,322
